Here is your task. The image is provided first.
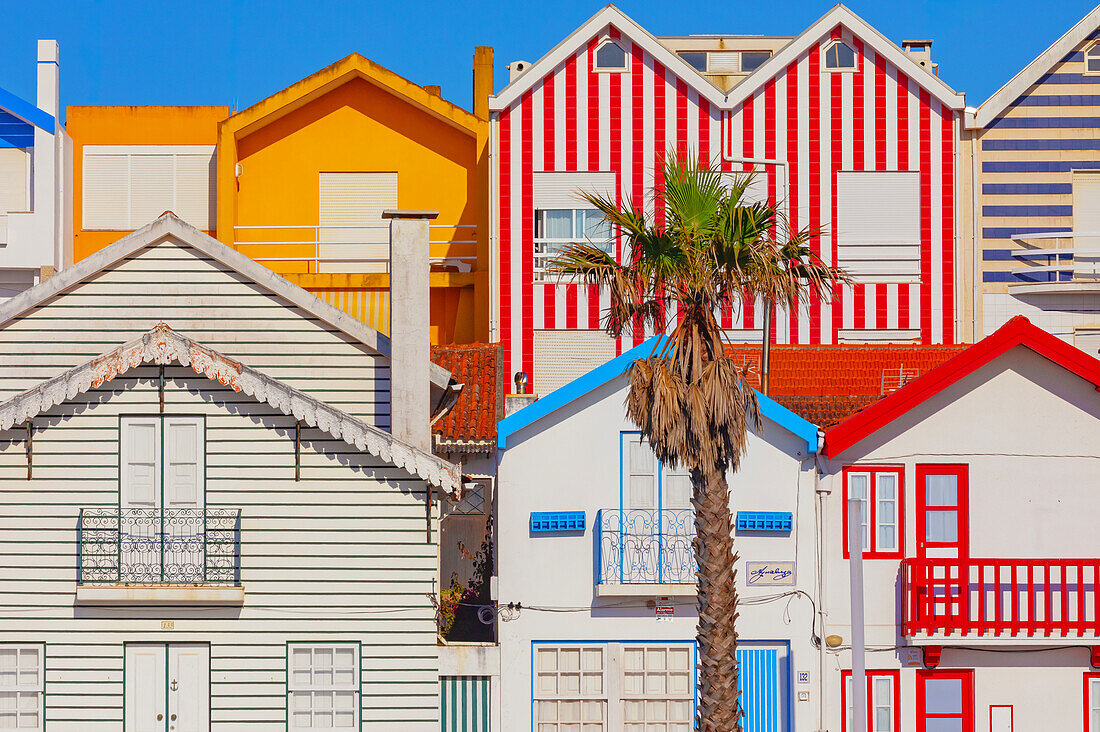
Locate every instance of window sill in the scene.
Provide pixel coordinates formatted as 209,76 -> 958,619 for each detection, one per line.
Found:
76,584 -> 245,606
596,583 -> 695,597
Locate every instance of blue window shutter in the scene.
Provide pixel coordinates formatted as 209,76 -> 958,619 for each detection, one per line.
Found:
736,648 -> 779,732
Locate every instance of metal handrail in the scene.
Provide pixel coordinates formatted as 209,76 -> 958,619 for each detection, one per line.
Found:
77,507 -> 242,586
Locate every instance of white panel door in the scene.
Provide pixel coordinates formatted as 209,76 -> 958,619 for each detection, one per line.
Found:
164,417 -> 205,582
121,417 -> 161,581
125,645 -> 167,732
169,644 -> 210,732
318,172 -> 398,274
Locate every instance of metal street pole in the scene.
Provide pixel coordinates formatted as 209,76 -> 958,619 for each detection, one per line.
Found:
848,498 -> 867,732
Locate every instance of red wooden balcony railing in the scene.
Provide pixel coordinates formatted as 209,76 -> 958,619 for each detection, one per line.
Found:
902,558 -> 1100,638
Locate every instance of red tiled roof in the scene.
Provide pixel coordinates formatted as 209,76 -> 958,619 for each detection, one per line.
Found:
431,343 -> 502,450
724,343 -> 969,428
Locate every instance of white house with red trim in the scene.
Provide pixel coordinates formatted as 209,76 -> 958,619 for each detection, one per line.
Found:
489,4 -> 967,396
819,316 -> 1100,732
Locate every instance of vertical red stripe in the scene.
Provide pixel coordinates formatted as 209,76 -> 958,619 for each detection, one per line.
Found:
699,98 -> 710,168
564,52 -> 579,327
676,79 -> 689,158
499,107 -> 512,388
896,72 -> 910,332
830,56 -> 843,343
852,40 -> 866,330
742,95 -> 755,330
542,73 -> 556,329
919,87 -> 933,344
587,39 -> 601,332
808,46 -> 822,344
941,106 -> 955,344
786,63 -> 800,343
874,52 -> 888,330
520,92 -> 535,380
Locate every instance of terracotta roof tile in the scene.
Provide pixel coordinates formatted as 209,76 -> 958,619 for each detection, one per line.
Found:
431,343 -> 502,449
724,344 -> 969,427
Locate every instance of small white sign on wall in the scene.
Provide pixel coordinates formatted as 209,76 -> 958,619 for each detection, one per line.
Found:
745,561 -> 796,586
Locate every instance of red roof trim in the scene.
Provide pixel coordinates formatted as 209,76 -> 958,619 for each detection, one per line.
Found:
824,317 -> 1100,458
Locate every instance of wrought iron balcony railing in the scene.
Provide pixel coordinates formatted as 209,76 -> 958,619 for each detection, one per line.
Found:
597,508 -> 696,585
78,508 -> 241,586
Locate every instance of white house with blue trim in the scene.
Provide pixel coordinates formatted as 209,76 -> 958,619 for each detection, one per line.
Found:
495,337 -> 824,732
0,39 -> 71,295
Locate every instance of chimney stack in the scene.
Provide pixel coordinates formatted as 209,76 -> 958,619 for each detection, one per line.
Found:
473,47 -> 494,120
902,40 -> 937,76
35,40 -> 62,271
384,210 -> 437,452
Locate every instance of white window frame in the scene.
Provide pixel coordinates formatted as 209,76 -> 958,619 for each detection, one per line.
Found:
740,50 -> 772,73
844,468 -> 902,558
620,645 -> 695,731
533,645 -> 608,731
1086,41 -> 1100,76
823,40 -> 858,72
0,644 -> 44,732
287,643 -> 360,731
845,671 -> 897,732
533,208 -> 614,283
1087,675 -> 1100,732
592,39 -> 629,73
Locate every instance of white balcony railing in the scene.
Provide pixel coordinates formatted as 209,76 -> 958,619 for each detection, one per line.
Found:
1009,232 -> 1100,292
233,224 -> 477,274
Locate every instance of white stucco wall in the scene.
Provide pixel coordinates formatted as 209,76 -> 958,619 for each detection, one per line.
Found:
497,374 -> 822,731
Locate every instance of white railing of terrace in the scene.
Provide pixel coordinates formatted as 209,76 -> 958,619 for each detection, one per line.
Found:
1009,232 -> 1100,290
233,223 -> 477,273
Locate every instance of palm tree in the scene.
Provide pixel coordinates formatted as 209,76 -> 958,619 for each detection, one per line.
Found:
549,154 -> 846,731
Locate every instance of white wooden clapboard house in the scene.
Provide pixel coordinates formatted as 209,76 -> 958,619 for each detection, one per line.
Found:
0,213 -> 459,731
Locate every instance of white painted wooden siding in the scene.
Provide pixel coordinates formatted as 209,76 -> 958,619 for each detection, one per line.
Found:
82,146 -> 216,231
0,237 -> 389,427
835,171 -> 920,281
0,368 -> 439,731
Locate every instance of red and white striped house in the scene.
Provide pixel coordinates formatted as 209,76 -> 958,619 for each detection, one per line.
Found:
489,5 -> 967,395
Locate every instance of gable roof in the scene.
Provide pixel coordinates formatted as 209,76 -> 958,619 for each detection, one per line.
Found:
824,316 -> 1100,458
497,336 -> 820,454
431,342 -> 503,452
725,4 -> 965,110
0,85 -> 54,133
0,212 -> 451,389
489,4 -> 964,114
489,5 -> 728,111
0,324 -> 461,493
974,4 -> 1100,128
725,343 -> 968,428
223,52 -> 481,140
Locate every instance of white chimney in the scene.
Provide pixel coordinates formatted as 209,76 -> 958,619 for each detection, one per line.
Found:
384,210 -> 437,452
902,40 -> 938,76
35,40 -> 62,271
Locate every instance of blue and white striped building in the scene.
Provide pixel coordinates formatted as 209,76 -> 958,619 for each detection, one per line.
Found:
965,6 -> 1100,354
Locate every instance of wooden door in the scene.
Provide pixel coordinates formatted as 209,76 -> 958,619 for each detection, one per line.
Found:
168,644 -> 210,732
163,418 -> 204,582
120,417 -> 161,582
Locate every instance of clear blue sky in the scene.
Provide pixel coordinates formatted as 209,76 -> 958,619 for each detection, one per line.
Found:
0,0 -> 1094,120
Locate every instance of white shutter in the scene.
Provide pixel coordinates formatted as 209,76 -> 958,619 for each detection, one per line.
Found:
82,152 -> 130,229
532,171 -> 617,209
836,171 -> 920,281
121,417 -> 159,508
532,329 -> 618,395
175,153 -> 216,230
623,434 -> 657,511
129,154 -> 175,227
708,52 -> 740,73
1073,171 -> 1100,250
318,172 -> 398,274
164,417 -> 203,509
0,148 -> 27,215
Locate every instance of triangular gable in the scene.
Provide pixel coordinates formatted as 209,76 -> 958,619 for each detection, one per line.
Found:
489,5 -> 728,111
975,4 -> 1100,128
0,212 -> 452,389
224,53 -> 480,140
726,4 -> 965,110
0,324 -> 462,493
497,336 -> 820,453
824,316 -> 1100,457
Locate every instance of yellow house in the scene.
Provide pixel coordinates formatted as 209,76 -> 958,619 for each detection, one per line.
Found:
68,50 -> 493,344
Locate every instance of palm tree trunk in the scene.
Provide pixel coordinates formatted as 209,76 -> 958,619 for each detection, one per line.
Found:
692,463 -> 741,732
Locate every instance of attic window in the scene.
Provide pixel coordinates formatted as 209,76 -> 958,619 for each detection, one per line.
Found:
1086,42 -> 1100,75
593,40 -> 628,72
824,40 -> 857,71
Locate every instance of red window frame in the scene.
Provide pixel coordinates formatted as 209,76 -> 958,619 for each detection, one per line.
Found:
917,669 -> 973,732
841,669 -> 900,732
1084,673 -> 1100,732
842,466 -> 904,559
